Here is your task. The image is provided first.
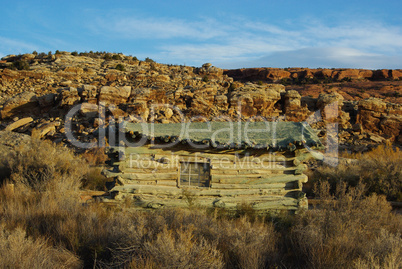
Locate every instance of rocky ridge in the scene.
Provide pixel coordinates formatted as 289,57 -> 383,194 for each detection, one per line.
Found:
0,52 -> 401,152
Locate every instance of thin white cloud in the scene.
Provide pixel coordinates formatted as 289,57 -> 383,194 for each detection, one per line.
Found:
91,15 -> 227,40
153,17 -> 402,68
0,37 -> 38,57
219,47 -> 402,69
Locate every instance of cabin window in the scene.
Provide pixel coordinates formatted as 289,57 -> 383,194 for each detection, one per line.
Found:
180,162 -> 210,187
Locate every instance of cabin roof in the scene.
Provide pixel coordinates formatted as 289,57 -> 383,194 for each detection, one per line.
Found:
125,121 -> 322,150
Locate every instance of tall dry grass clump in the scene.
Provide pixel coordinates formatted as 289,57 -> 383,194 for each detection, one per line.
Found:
7,139 -> 86,192
291,181 -> 402,269
107,208 -> 279,269
0,224 -> 81,268
308,143 -> 402,201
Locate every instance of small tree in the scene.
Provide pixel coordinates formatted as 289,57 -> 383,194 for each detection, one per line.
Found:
115,63 -> 125,71
145,57 -> 154,63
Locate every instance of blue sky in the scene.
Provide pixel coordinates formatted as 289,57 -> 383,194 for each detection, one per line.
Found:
1,0 -> 402,69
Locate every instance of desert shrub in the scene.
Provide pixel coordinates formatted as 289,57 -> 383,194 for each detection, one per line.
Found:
0,182 -> 140,267
308,144 -> 402,201
71,51 -> 78,56
7,139 -> 86,192
81,147 -> 108,166
354,229 -> 402,269
82,167 -> 109,191
235,201 -> 257,221
115,63 -> 125,71
108,208 -> 279,268
12,60 -> 30,70
0,225 -> 82,269
290,181 -> 402,269
124,227 -> 223,269
112,54 -> 122,60
145,57 -> 154,63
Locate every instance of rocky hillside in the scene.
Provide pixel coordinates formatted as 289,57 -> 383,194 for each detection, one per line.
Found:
0,51 -> 401,152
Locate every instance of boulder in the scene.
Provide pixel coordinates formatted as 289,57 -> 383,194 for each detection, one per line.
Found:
356,98 -> 402,140
127,102 -> 149,121
5,117 -> 33,131
317,92 -> 350,128
284,90 -> 309,121
1,91 -> 39,119
229,84 -> 282,118
78,84 -> 98,100
57,87 -> 81,107
38,93 -> 56,110
31,121 -> 61,139
99,86 -> 131,105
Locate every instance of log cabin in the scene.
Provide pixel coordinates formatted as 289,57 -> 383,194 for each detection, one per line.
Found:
104,121 -> 323,213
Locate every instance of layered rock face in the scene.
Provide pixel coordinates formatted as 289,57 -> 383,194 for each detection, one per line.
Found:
357,98 -> 402,142
0,52 -> 401,150
224,67 -> 402,83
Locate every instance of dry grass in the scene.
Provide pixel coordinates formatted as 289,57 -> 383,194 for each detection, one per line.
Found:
81,147 -> 108,166
0,224 -> 82,269
7,139 -> 86,192
0,139 -> 400,268
291,181 -> 402,269
307,143 -> 402,201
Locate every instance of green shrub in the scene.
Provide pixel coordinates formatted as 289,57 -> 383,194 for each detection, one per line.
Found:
11,60 -> 30,70
115,63 -> 125,71
112,54 -> 121,60
145,57 -> 154,63
103,53 -> 112,60
71,51 -> 78,56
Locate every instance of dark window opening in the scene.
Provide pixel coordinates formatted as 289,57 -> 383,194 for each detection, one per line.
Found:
180,162 -> 210,187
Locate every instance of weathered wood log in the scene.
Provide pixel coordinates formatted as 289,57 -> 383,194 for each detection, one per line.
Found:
122,146 -> 293,162
119,173 -> 178,181
210,181 -> 301,190
123,167 -> 178,173
213,174 -> 308,184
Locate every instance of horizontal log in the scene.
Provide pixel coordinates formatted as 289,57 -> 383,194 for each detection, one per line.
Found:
122,146 -> 293,162
113,184 -> 302,198
114,179 -> 177,186
112,184 -> 182,196
210,181 -> 301,190
213,174 -> 308,184
210,168 -> 293,176
123,167 -> 178,173
127,195 -> 301,211
119,172 -> 178,181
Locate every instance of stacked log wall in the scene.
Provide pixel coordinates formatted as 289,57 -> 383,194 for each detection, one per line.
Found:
106,145 -> 309,212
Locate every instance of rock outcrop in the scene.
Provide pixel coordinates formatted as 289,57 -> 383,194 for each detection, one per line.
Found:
0,52 -> 401,151
356,98 -> 402,141
224,67 -> 402,83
